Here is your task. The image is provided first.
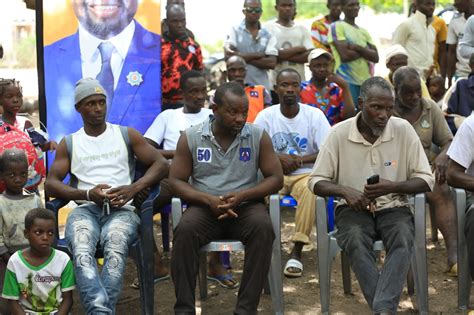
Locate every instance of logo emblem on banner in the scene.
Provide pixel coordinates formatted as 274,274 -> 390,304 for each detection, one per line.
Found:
126,71 -> 143,86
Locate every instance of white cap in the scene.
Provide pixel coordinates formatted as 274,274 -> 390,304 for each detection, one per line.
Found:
385,44 -> 409,65
307,48 -> 333,64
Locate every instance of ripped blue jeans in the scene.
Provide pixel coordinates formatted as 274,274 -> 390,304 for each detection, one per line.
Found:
65,204 -> 139,315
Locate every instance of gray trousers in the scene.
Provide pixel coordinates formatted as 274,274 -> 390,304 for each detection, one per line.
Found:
171,201 -> 275,315
335,205 -> 414,313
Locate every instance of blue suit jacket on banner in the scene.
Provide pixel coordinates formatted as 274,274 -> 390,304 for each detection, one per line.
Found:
44,21 -> 161,141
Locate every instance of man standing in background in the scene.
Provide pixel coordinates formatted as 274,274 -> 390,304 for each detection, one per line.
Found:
328,0 -> 378,105
393,0 -> 436,80
447,0 -> 473,85
161,4 -> 203,111
311,0 -> 342,53
265,0 -> 313,104
224,0 -> 278,93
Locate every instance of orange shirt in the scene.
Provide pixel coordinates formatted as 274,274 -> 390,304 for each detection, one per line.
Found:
245,85 -> 265,123
431,16 -> 448,73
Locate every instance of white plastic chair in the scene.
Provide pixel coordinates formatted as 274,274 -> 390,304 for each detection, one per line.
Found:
316,194 -> 428,315
452,188 -> 470,310
171,195 -> 284,315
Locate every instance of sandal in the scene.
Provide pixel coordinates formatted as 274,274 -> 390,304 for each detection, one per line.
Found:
284,258 -> 303,278
445,263 -> 458,277
130,274 -> 170,289
207,274 -> 240,289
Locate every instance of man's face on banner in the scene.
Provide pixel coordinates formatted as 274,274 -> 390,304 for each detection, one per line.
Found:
73,0 -> 138,39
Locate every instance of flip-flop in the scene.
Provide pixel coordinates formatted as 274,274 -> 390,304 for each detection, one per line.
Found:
207,274 -> 240,289
284,258 -> 303,278
445,263 -> 458,277
130,274 -> 170,289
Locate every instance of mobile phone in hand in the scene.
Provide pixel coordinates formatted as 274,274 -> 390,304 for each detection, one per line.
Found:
367,174 -> 380,185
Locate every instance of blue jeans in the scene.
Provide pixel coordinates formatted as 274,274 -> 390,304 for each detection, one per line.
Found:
335,205 -> 414,313
65,204 -> 140,315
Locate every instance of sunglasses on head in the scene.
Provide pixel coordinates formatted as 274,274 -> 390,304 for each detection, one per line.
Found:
244,7 -> 263,14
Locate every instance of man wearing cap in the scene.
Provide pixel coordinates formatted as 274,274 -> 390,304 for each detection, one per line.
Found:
255,68 -> 331,278
45,78 -> 169,314
384,44 -> 431,99
300,48 -> 355,126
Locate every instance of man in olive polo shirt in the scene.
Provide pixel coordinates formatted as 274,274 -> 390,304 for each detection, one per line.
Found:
308,76 -> 434,313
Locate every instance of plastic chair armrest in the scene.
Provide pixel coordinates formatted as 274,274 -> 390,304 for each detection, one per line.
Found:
45,198 -> 69,216
171,197 -> 182,229
140,184 -> 160,217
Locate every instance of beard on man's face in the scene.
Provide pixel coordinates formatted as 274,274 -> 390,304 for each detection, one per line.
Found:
75,0 -> 136,39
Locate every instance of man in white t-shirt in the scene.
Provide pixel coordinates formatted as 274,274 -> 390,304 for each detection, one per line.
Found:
447,114 -> 474,278
254,68 -> 331,278
447,0 -> 473,84
265,0 -> 313,103
145,70 -> 212,158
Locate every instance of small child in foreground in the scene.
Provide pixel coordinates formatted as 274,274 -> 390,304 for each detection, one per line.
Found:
2,208 -> 75,315
0,79 -> 56,152
0,149 -> 43,263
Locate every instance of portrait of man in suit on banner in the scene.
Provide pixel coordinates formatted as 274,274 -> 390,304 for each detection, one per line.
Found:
43,0 -> 161,140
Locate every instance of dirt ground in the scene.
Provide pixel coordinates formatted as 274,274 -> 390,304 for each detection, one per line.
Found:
66,206 -> 466,315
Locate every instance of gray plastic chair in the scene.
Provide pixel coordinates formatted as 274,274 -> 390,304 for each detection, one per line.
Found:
171,195 -> 284,315
316,194 -> 428,315
452,188 -> 470,310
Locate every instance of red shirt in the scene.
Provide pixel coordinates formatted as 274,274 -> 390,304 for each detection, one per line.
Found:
300,80 -> 345,126
161,34 -> 203,102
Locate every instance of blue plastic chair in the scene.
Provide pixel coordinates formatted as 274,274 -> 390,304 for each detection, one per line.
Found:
46,184 -> 160,315
280,195 -> 335,231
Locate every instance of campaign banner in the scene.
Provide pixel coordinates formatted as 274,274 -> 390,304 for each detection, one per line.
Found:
37,0 -> 162,149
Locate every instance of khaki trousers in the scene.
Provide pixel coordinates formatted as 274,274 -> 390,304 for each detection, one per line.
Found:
279,173 -> 316,244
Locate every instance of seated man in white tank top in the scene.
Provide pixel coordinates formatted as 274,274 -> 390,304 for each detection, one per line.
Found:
45,78 -> 169,314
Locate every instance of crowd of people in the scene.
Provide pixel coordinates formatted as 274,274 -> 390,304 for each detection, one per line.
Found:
0,0 -> 474,314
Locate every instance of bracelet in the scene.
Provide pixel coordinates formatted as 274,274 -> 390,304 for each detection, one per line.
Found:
86,189 -> 91,201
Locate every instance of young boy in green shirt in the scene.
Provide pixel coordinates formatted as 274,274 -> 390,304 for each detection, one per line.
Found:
2,208 -> 75,315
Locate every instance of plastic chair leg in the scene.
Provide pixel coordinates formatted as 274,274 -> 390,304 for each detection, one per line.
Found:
221,251 -> 231,269
268,194 -> 284,314
161,211 -> 170,252
454,189 -> 470,310
429,206 -> 438,242
267,234 -> 284,314
198,252 -> 208,300
414,194 -> 429,314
